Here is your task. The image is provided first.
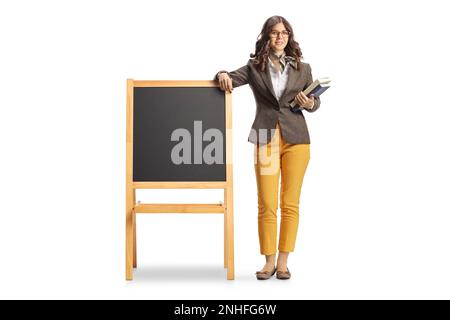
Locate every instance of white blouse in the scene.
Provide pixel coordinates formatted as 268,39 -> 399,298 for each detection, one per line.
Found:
268,57 -> 289,101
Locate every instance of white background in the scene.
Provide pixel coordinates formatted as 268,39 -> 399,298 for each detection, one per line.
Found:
1,0 -> 449,299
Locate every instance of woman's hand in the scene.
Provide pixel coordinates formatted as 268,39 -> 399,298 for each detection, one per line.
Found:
294,91 -> 314,109
218,73 -> 233,93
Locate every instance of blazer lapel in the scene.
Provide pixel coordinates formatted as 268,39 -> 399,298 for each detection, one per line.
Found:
279,64 -> 302,103
260,63 -> 278,102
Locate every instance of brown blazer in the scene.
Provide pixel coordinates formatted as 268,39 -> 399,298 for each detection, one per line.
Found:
216,59 -> 321,145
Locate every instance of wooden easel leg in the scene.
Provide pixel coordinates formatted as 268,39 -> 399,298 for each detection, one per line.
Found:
226,188 -> 235,280
126,208 -> 133,280
133,209 -> 137,268
224,189 -> 228,269
133,190 -> 137,268
224,93 -> 234,280
126,188 -> 134,280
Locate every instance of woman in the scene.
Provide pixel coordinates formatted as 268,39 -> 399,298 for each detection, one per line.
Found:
215,15 -> 321,280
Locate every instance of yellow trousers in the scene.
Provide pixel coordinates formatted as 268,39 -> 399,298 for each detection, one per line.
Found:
254,122 -> 310,255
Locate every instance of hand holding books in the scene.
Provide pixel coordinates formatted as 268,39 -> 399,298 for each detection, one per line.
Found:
290,77 -> 331,112
294,91 -> 315,110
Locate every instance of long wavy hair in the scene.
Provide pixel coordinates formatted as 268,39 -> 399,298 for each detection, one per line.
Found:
250,16 -> 303,72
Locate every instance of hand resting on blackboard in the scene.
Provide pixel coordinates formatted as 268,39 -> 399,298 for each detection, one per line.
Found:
217,72 -> 233,93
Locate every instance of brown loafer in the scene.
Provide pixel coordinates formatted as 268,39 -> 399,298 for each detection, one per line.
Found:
255,268 -> 276,280
276,268 -> 291,280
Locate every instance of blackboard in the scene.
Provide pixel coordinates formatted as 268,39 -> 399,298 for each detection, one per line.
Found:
132,87 -> 226,181
125,80 -> 235,281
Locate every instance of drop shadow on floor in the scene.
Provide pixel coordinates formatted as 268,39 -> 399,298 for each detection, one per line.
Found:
127,265 -> 258,283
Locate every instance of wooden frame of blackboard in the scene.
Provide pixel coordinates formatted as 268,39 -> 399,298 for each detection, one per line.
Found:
126,79 -> 234,280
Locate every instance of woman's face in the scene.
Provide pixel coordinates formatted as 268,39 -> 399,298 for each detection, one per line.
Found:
269,22 -> 290,52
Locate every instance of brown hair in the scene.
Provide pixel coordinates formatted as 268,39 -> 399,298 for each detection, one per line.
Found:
250,15 -> 303,72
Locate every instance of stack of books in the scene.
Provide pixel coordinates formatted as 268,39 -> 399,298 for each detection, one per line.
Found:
290,77 -> 331,108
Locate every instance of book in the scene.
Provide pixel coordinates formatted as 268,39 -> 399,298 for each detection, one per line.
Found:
289,77 -> 331,108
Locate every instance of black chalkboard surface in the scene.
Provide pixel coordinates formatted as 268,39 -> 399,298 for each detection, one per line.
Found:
133,87 -> 226,181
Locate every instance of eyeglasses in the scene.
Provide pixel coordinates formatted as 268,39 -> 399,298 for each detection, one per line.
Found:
269,30 -> 290,38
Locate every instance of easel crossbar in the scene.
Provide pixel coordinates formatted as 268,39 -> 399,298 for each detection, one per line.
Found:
134,203 -> 225,213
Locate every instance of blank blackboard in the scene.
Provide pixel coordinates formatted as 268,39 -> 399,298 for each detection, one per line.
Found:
133,87 -> 226,181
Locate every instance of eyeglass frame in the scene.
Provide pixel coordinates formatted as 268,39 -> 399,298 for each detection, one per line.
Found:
269,30 -> 290,38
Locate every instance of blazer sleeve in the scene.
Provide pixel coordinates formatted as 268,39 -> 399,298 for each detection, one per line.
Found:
302,63 -> 321,113
214,60 -> 250,88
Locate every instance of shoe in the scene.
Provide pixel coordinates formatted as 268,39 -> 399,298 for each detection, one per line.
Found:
255,267 -> 276,280
276,268 -> 291,280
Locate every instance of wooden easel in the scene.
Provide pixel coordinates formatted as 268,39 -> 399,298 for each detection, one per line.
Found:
125,79 -> 234,280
